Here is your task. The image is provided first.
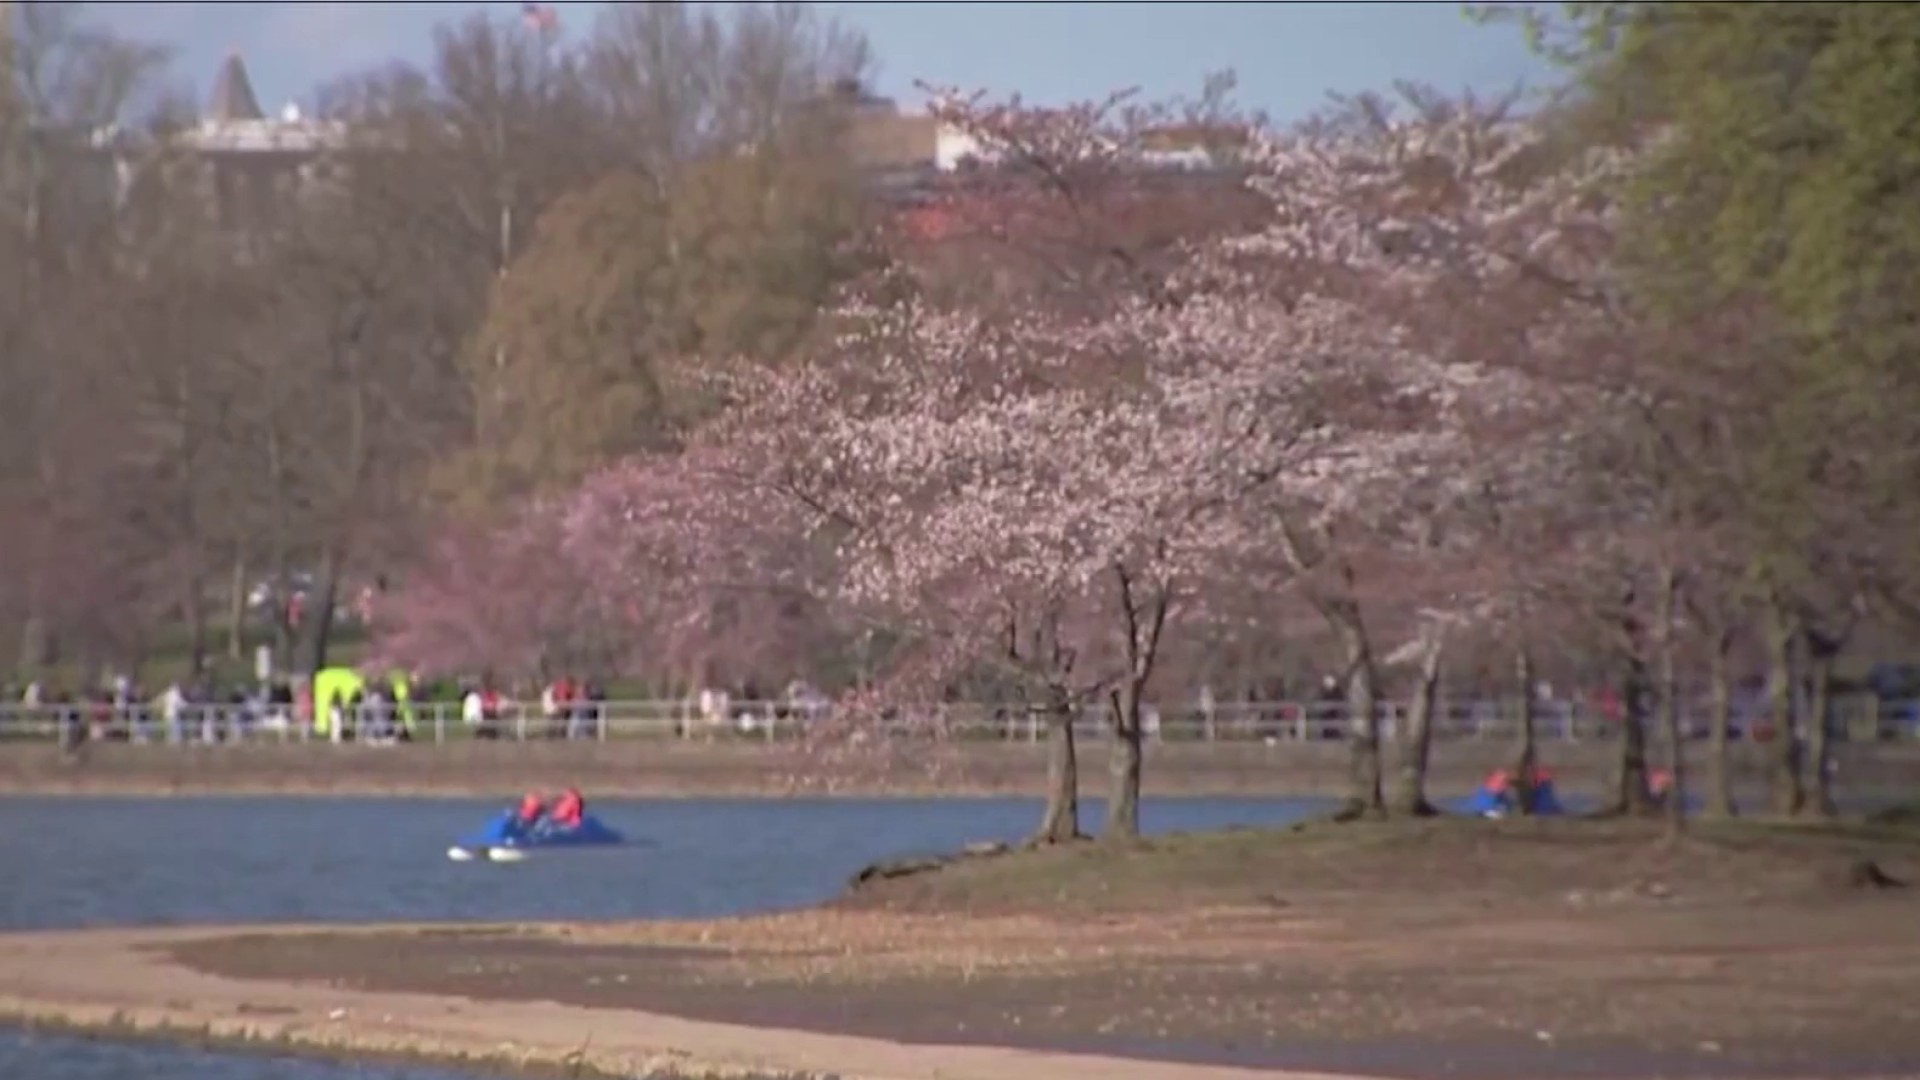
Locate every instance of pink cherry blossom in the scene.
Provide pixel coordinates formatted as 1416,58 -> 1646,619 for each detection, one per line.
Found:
376,85 -> 1632,825
682,88 -> 1611,829
369,502 -> 601,681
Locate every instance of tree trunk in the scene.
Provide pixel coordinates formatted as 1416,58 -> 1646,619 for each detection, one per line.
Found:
183,570 -> 208,679
1704,631 -> 1736,818
1330,603 -> 1384,820
16,612 -> 50,679
294,546 -> 342,677
1103,682 -> 1144,840
1031,698 -> 1081,845
1654,567 -> 1686,838
1805,649 -> 1837,818
1764,599 -> 1805,816
1512,648 -> 1539,815
1610,654 -> 1655,816
1389,626 -> 1444,817
271,566 -> 293,664
267,425 -> 293,664
226,555 -> 248,661
16,512 -> 54,676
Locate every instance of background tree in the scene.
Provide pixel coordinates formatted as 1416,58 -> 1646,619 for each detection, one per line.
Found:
0,0 -> 170,677
1511,1 -> 1920,815
430,1 -> 874,510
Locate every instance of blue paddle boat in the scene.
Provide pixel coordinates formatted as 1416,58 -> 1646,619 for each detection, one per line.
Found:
1449,766 -> 1704,818
448,808 -> 624,862
1453,767 -> 1567,818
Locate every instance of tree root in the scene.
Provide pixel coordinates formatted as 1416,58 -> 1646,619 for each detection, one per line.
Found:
1844,859 -> 1907,890
1020,832 -> 1088,851
1330,799 -> 1389,823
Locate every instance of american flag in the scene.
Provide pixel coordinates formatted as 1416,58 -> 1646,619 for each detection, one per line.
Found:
521,2 -> 559,33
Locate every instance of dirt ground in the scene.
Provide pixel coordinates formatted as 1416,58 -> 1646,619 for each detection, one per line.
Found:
7,737 -> 1919,801
168,817 -> 1920,1079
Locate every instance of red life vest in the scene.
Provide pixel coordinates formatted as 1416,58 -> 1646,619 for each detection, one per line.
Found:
550,789 -> 583,827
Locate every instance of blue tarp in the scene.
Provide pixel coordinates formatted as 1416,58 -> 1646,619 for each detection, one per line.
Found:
456,809 -> 624,851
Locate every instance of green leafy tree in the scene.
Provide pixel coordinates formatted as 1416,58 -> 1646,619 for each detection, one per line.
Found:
1499,2 -> 1920,813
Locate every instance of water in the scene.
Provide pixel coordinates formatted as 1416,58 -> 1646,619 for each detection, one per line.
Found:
0,795 -> 1326,931
0,795 -> 1327,1077
0,1029 -> 492,1080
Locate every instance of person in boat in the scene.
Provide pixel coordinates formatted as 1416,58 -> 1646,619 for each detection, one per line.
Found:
547,787 -> 585,831
1646,768 -> 1675,807
512,790 -> 546,834
1480,765 -> 1557,815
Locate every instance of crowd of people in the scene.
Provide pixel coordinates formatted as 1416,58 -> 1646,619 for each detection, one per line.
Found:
7,663 -> 1904,748
459,676 -> 608,740
6,675 -> 300,746
0,672 -> 618,747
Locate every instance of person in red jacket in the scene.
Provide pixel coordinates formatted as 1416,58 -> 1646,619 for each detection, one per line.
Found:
548,787 -> 584,830
514,791 -> 545,827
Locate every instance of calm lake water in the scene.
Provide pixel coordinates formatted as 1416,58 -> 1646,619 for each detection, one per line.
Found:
0,1029 -> 496,1080
0,794 -> 1329,1078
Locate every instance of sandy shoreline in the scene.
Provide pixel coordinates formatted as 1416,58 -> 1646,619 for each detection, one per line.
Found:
0,925 -> 1347,1080
10,739 -> 1914,799
1,916 -> 1906,1080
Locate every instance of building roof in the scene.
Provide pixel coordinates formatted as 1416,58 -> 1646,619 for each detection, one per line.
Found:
847,112 -> 939,170
206,52 -> 264,123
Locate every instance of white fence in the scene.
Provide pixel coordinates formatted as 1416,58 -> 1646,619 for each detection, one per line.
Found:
2,695 -> 1917,746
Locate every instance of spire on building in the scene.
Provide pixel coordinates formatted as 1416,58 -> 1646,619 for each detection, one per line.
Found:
206,52 -> 264,123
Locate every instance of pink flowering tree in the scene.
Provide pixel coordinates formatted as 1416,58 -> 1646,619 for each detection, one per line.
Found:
1313,91 -> 1711,820
711,287 -> 1265,840
703,86 -> 1569,838
376,444 -> 853,724
370,501 -> 613,684
1202,85 -> 1635,819
554,446 -> 848,706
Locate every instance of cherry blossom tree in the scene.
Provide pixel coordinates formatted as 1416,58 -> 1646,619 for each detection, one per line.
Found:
376,444 -> 846,710
370,501 -> 608,682
555,446 -> 847,703
708,283 -> 1257,840
698,86 -> 1589,836
1194,85 -> 1626,819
